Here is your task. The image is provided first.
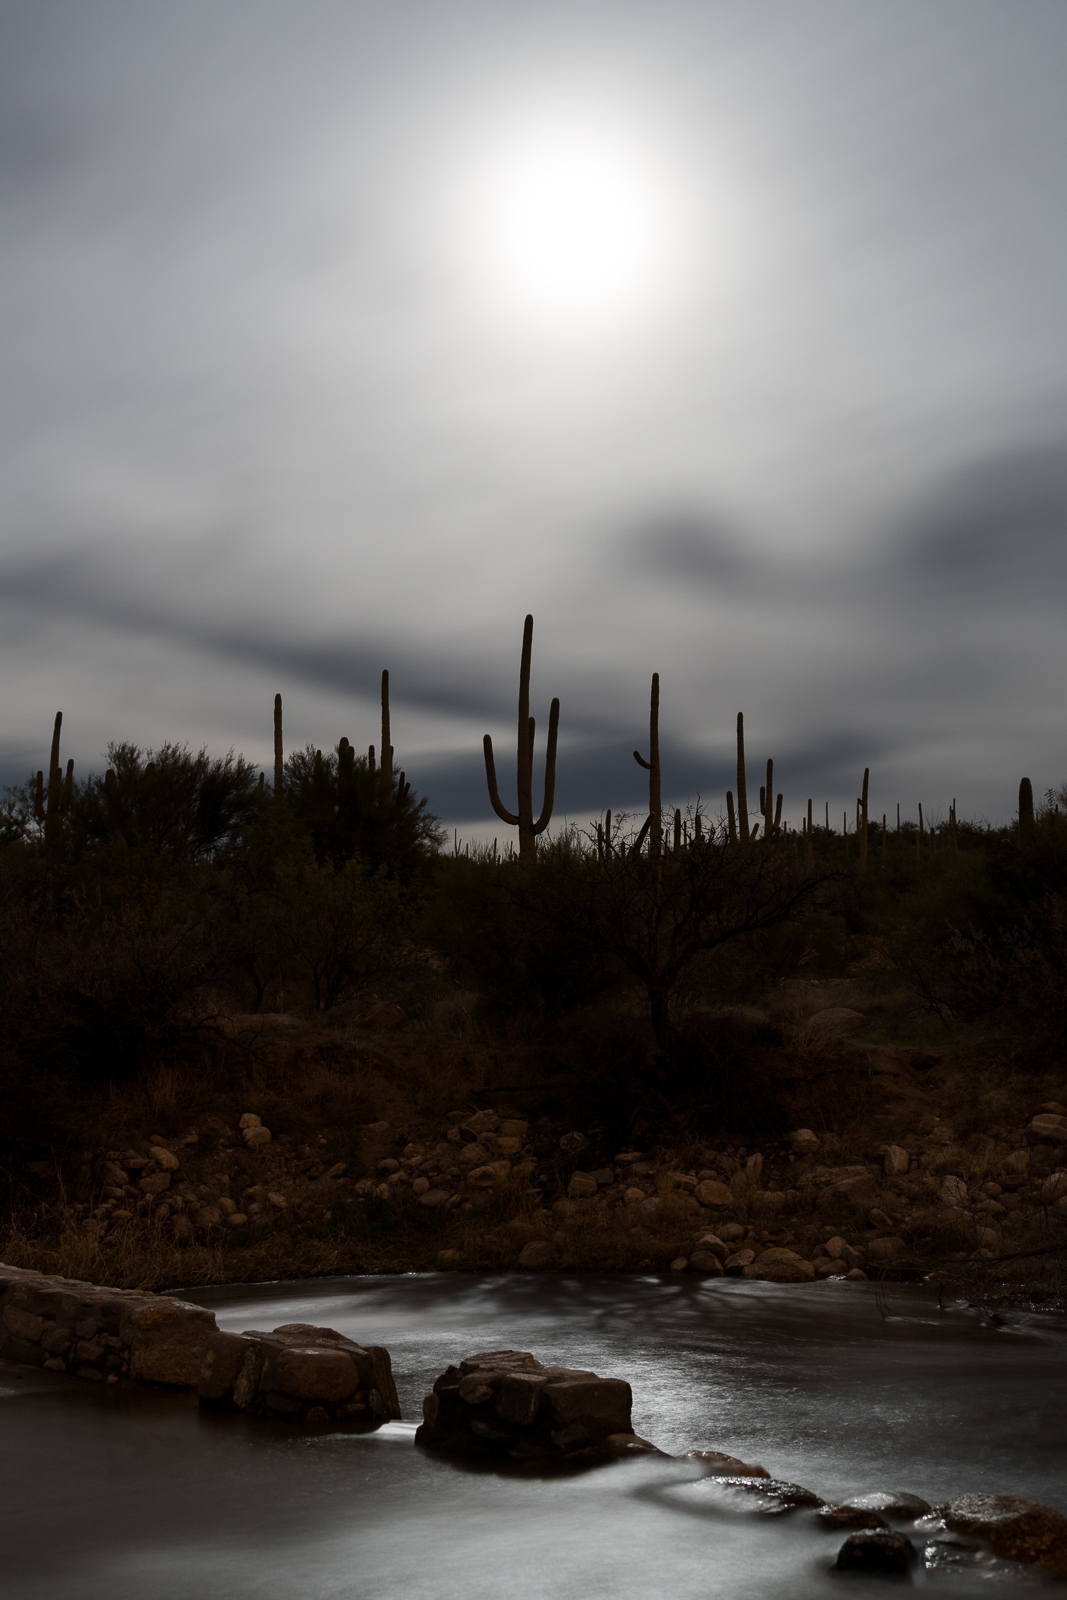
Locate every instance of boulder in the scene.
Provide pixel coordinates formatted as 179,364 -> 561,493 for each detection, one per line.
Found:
695,1179 -> 735,1209
835,1530 -> 917,1575
849,1491 -> 932,1519
198,1323 -> 400,1426
692,1233 -> 728,1261
568,1172 -> 599,1199
935,1494 -> 1067,1578
883,1145 -> 910,1177
243,1126 -> 271,1149
415,1349 -> 633,1462
789,1129 -> 821,1155
517,1240 -> 555,1270
818,1505 -> 890,1531
688,1249 -> 724,1275
697,1476 -> 824,1515
125,1297 -> 218,1385
724,1249 -> 755,1272
937,1176 -> 968,1207
1028,1115 -> 1067,1146
866,1237 -> 905,1264
743,1249 -> 816,1283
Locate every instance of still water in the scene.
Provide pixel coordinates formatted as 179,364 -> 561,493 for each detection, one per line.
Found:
2,1274 -> 1065,1599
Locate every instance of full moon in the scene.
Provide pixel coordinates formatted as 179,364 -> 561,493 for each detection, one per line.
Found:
460,109 -> 678,333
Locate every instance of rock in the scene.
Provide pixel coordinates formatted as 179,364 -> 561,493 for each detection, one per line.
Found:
835,1530 -> 917,1575
693,1233 -> 728,1260
695,1179 -> 735,1208
688,1249 -> 724,1274
559,1132 -> 588,1156
670,1257 -> 688,1272
698,1476 -> 824,1515
937,1176 -> 968,1207
686,1450 -> 770,1478
244,1126 -> 272,1148
497,1138 -> 523,1156
934,1494 -> 1067,1578
849,1492 -> 932,1519
624,1187 -> 646,1204
789,1129 -> 821,1154
718,1223 -> 745,1241
125,1297 -> 218,1386
517,1240 -> 555,1269
1038,1101 -> 1067,1117
868,1208 -> 895,1231
724,1249 -> 755,1272
568,1172 -> 599,1199
219,1197 -> 237,1215
415,1349 -> 633,1461
1028,1114 -> 1067,1145
600,1432 -> 667,1459
884,1145 -> 910,1177
361,1001 -> 406,1031
195,1205 -> 222,1228
744,1252 -> 816,1283
199,1324 -> 400,1425
468,1162 -> 511,1189
139,1172 -> 171,1196
464,1111 -> 500,1134
412,1177 -> 430,1195
867,1237 -> 905,1264
846,1268 -> 868,1280
419,1189 -> 450,1208
267,1192 -> 287,1208
458,1142 -> 492,1168
819,1505 -> 891,1531
637,1198 -> 660,1217
239,1113 -> 261,1130
1041,1172 -> 1067,1204
226,1213 -> 247,1228
816,1258 -> 848,1278
149,1145 -> 180,1172
499,1119 -> 529,1139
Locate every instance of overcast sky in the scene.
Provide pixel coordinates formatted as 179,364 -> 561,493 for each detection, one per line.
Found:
3,0 -> 1067,835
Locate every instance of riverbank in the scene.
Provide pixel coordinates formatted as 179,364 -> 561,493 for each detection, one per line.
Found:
5,990 -> 1066,1305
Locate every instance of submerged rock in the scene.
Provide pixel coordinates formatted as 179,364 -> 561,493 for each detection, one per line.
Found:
847,1491 -> 931,1520
198,1323 -> 400,1425
835,1530 -> 917,1576
693,1476 -> 824,1515
684,1450 -> 770,1479
930,1493 -> 1067,1579
818,1505 -> 890,1531
415,1348 -> 636,1462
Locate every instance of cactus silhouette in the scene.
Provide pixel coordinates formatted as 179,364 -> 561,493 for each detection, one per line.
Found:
483,615 -> 559,865
633,672 -> 663,860
34,712 -> 74,847
1019,777 -> 1034,838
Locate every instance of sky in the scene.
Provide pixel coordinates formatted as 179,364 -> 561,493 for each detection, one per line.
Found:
3,0 -> 1067,837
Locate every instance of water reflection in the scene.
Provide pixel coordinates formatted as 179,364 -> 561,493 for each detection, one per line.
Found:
1,1275 -> 1063,1599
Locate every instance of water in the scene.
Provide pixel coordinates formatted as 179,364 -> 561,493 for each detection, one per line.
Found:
2,1274 -> 1065,1599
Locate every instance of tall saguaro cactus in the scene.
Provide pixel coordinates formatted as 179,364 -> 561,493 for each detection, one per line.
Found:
379,670 -> 393,811
34,712 -> 74,846
633,672 -> 663,860
734,713 -> 751,845
483,614 -> 559,865
273,694 -> 284,798
859,767 -> 869,868
1019,777 -> 1034,840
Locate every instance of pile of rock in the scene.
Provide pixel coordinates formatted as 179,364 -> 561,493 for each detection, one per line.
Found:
0,1261 -> 216,1384
198,1322 -> 401,1425
415,1348 -> 650,1461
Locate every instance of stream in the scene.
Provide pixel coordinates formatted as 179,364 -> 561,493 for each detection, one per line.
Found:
2,1274 -> 1065,1598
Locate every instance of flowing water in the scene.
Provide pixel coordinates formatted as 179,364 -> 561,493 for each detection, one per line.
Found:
3,1274 -> 1065,1599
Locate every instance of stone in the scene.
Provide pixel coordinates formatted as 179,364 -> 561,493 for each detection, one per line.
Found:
1041,1172 -> 1067,1204
835,1530 -> 917,1575
464,1111 -> 500,1134
688,1249 -> 724,1275
884,1145 -> 910,1177
412,1177 -> 430,1195
244,1126 -> 272,1148
849,1492 -> 931,1519
718,1223 -> 745,1241
227,1213 -> 248,1229
670,1257 -> 688,1272
199,1324 -> 401,1425
935,1493 -> 1067,1578
419,1189 -> 450,1208
624,1187 -> 646,1204
267,1192 -> 287,1208
693,1233 -> 728,1260
724,1250 -> 755,1271
816,1258 -> 848,1278
139,1172 -> 171,1196
789,1129 -> 821,1155
867,1237 -> 905,1263
600,1432 -> 666,1458
868,1208 -> 895,1232
198,1330 -> 249,1400
3,1305 -> 47,1343
637,1197 -> 660,1217
1028,1115 -> 1067,1145
568,1172 -> 599,1199
937,1175 -> 968,1207
125,1297 -> 218,1385
468,1162 -> 511,1189
239,1113 -> 262,1130
517,1240 -> 555,1269
497,1138 -> 523,1156
416,1349 -> 633,1461
686,1450 -> 770,1478
666,1172 -> 699,1190
819,1505 -> 891,1531
808,1007 -> 866,1036
458,1142 -> 493,1168
499,1119 -> 529,1139
559,1132 -> 588,1156
695,1179 -> 735,1208
846,1268 -> 868,1280
701,1477 -> 825,1515
149,1145 -> 180,1171
744,1252 -> 816,1283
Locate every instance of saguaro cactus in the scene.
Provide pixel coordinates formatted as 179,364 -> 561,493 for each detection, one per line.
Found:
483,614 -> 559,865
1019,777 -> 1034,839
379,670 -> 393,811
34,712 -> 74,846
633,672 -> 663,860
732,713 -> 752,845
860,767 -> 869,868
274,694 -> 284,798
759,759 -> 782,843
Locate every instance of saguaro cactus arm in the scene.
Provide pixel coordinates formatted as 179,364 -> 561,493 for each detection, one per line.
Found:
633,672 -> 662,857
483,735 -> 520,826
532,698 -> 559,835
